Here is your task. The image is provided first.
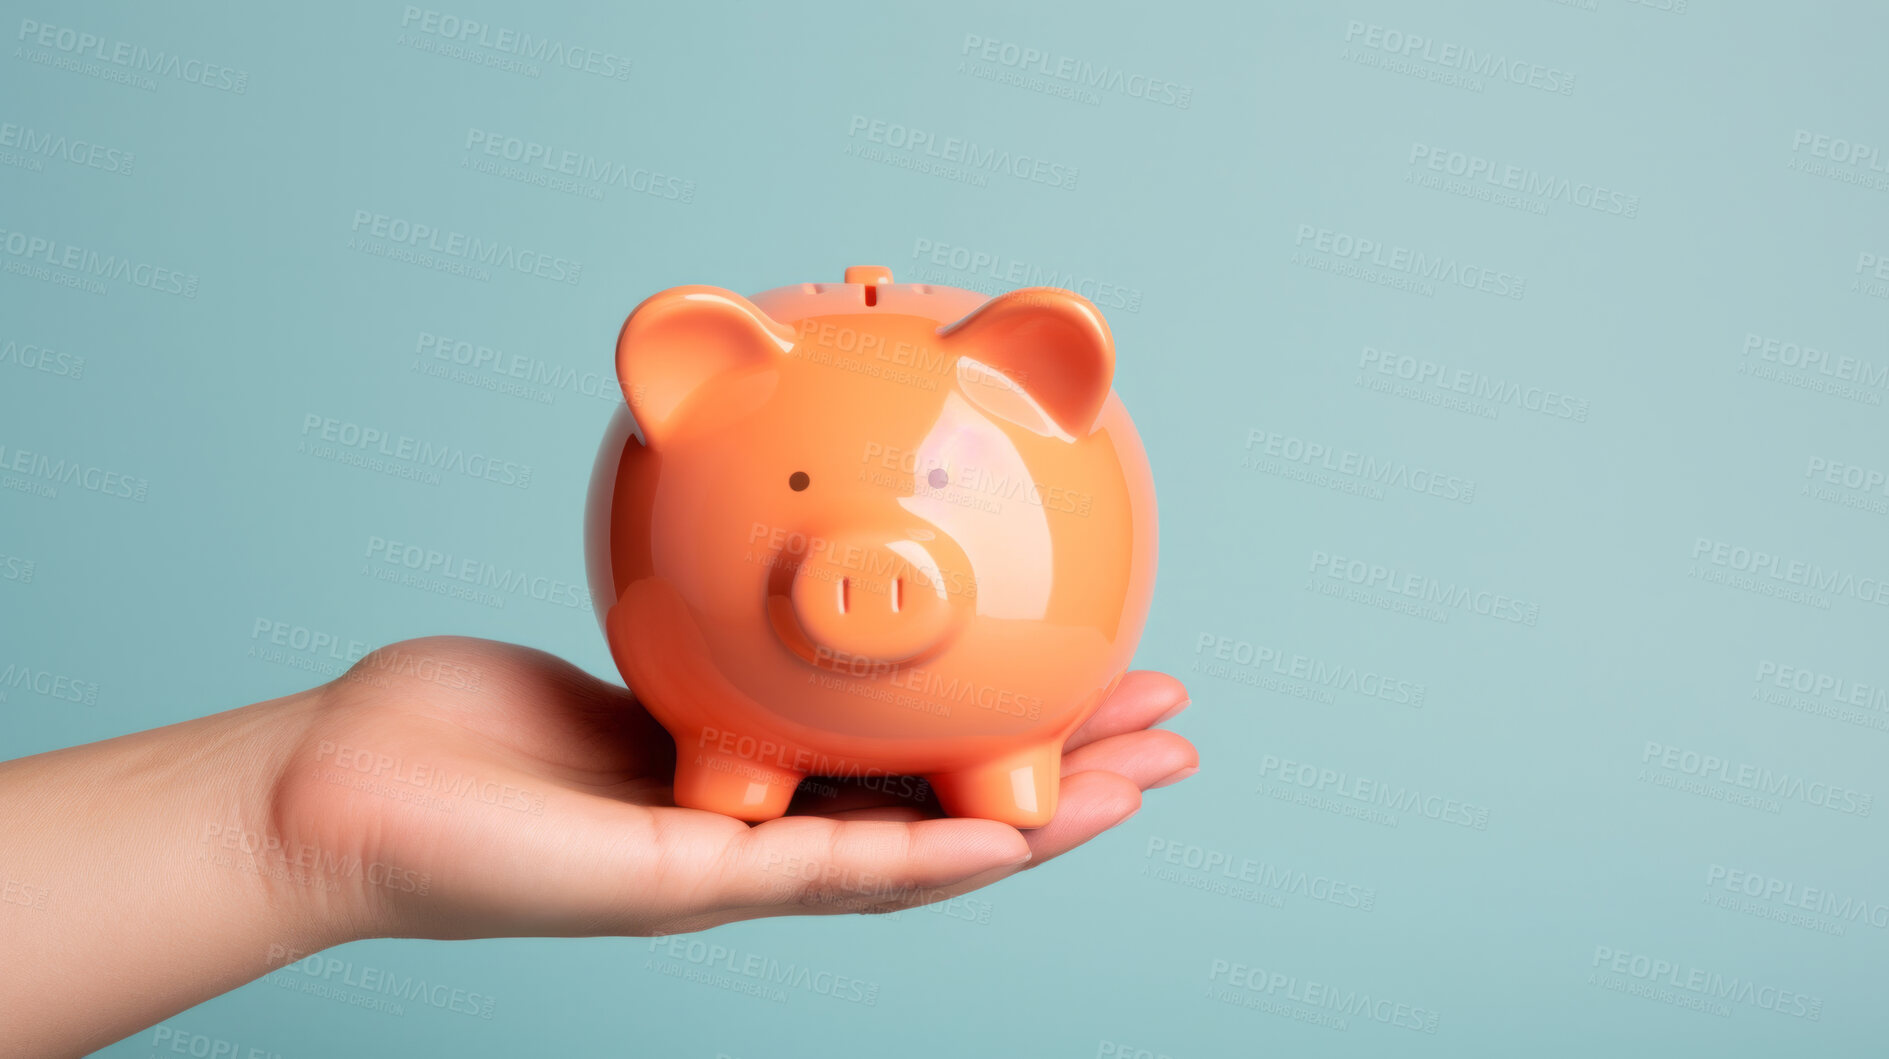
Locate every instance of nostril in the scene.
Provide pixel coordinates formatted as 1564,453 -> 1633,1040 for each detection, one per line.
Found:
787,538 -> 958,666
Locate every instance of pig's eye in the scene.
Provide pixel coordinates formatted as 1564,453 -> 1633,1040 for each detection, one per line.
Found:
926,468 -> 949,489
789,471 -> 810,492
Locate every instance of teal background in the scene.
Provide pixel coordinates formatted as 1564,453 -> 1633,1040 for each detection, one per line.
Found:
5,1 -> 1888,1055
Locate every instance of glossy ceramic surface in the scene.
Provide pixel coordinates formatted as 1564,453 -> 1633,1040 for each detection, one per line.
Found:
585,268 -> 1157,826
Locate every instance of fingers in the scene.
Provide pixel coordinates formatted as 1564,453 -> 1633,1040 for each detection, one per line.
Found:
1021,768 -> 1141,865
655,736 -> 1196,929
1062,728 -> 1197,789
754,668 -> 1193,816
1063,670 -> 1189,752
791,728 -> 1196,826
855,770 -> 1144,911
739,725 -> 1197,913
702,815 -> 1033,920
785,703 -> 1199,819
622,669 -> 1193,931
767,762 -> 1161,923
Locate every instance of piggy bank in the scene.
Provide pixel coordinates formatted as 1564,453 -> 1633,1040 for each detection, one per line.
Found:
585,266 -> 1156,827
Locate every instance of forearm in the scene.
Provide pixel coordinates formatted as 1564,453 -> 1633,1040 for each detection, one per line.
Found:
0,689 -> 361,1057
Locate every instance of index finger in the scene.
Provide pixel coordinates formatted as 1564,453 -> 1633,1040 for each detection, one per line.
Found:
1064,670 -> 1189,752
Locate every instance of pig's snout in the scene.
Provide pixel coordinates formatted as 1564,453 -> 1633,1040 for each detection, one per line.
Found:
789,534 -> 962,665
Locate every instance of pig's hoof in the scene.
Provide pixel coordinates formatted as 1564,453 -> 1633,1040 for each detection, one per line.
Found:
672,750 -> 802,822
929,746 -> 1060,828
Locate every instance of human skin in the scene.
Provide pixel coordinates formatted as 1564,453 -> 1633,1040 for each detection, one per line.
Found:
0,636 -> 1198,1057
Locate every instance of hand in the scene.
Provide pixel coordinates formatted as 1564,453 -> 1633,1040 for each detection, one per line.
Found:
269,636 -> 1199,940
0,634 -> 1197,1055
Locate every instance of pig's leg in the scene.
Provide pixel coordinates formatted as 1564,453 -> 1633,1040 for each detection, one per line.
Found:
928,744 -> 1060,828
671,741 -> 803,822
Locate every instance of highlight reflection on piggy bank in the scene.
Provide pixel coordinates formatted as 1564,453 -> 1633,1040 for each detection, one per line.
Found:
585,266 -> 1156,827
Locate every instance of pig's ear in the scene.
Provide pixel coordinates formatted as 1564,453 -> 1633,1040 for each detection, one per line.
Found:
938,287 -> 1115,436
616,285 -> 796,446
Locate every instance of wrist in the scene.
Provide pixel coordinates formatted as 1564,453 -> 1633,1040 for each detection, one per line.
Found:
224,685 -> 387,953
0,684 -> 365,1055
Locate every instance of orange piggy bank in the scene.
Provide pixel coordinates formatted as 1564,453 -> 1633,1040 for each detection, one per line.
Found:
585,266 -> 1157,827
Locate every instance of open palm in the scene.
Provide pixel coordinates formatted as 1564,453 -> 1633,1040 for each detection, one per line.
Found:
266,636 -> 1197,941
